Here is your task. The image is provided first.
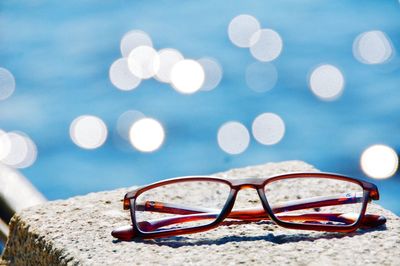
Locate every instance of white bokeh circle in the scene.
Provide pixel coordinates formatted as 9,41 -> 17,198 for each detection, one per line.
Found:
0,67 -> 16,101
70,115 -> 108,149
129,118 -> 165,152
198,57 -> 223,91
228,14 -> 261,48
109,58 -> 141,91
353,31 -> 394,65
128,46 -> 160,79
217,121 -> 250,155
252,113 -> 285,145
120,30 -> 153,58
309,64 -> 345,101
246,62 -> 278,92
0,131 -> 37,168
155,48 -> 184,83
361,144 -> 398,179
249,29 -> 283,62
170,59 -> 205,94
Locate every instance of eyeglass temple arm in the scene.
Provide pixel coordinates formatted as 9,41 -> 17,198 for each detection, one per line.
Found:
137,212 -> 387,233
111,211 -> 385,240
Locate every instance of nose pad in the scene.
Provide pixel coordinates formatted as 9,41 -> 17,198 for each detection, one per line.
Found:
232,187 -> 263,210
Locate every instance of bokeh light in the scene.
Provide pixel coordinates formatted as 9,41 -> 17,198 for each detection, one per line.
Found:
249,29 -> 283,62
217,121 -> 250,155
361,144 -> 398,179
252,113 -> 285,145
129,118 -> 165,152
228,14 -> 261,48
109,58 -> 141,91
309,64 -> 345,101
246,62 -> 278,92
13,132 -> 37,169
120,30 -> 153,58
0,67 -> 16,101
70,115 -> 108,150
0,130 -> 11,161
198,57 -> 223,91
117,110 -> 145,140
155,48 -> 184,83
127,45 -> 160,79
170,59 -> 205,94
0,131 -> 37,169
353,31 -> 394,64
0,132 -> 27,167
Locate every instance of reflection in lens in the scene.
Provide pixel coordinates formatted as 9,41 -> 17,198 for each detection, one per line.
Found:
265,177 -> 364,226
135,180 -> 230,232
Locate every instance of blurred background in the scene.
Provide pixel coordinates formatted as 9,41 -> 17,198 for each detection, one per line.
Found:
0,0 -> 399,238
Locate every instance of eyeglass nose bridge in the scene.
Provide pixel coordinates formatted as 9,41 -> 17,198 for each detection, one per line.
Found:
230,177 -> 266,188
222,179 -> 269,217
215,182 -> 272,223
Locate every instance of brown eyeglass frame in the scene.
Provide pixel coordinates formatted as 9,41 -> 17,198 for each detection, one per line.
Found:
112,172 -> 386,240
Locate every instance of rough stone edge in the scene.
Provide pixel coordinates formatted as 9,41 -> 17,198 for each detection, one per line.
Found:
1,215 -> 74,266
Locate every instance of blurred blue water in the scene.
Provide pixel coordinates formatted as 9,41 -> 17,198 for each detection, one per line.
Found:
0,1 -> 399,214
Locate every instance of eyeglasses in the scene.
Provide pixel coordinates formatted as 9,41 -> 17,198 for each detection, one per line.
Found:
112,172 -> 386,240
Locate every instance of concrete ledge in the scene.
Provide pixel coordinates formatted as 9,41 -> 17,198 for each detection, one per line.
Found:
1,161 -> 399,265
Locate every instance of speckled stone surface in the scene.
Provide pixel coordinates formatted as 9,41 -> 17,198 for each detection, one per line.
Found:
1,161 -> 399,265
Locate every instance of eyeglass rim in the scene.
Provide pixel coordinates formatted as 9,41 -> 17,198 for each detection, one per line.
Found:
123,172 -> 379,238
125,172 -> 378,200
